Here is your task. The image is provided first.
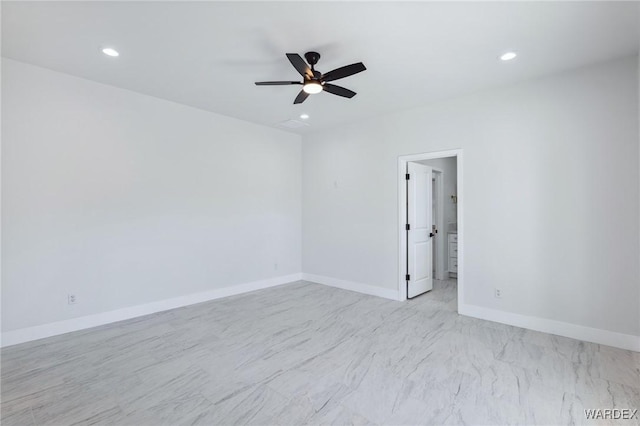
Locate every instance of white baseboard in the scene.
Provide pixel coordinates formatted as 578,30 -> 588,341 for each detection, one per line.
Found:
301,273 -> 401,301
1,273 -> 303,348
459,303 -> 640,352
5,273 -> 637,353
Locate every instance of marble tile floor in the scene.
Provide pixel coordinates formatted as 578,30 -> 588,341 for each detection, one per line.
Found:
1,279 -> 639,425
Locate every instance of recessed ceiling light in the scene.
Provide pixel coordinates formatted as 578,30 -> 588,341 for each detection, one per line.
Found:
300,114 -> 309,120
102,47 -> 119,57
499,51 -> 517,61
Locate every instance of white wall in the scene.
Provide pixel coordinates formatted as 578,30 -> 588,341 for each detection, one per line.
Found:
2,59 -> 302,332
3,55 -> 639,348
302,56 -> 640,338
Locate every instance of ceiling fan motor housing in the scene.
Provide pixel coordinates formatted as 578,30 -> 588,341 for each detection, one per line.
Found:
304,51 -> 321,67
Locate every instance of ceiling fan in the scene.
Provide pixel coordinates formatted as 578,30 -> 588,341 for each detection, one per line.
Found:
255,52 -> 366,104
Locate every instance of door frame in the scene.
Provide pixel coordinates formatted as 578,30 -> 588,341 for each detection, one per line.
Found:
397,149 -> 464,310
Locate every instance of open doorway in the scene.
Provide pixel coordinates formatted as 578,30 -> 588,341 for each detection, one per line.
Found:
398,150 -> 463,310
430,168 -> 445,280
417,157 -> 457,282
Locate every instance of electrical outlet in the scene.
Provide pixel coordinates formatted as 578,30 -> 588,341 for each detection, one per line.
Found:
274,262 -> 278,271
494,288 -> 502,299
68,293 -> 77,305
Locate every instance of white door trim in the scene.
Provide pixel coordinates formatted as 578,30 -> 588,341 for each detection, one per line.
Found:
397,149 -> 463,309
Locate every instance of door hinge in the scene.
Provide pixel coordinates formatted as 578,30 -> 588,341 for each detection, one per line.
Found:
405,173 -> 410,180
405,224 -> 410,231
406,274 -> 410,281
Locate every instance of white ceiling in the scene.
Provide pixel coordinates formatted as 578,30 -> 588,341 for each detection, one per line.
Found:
3,1 -> 639,134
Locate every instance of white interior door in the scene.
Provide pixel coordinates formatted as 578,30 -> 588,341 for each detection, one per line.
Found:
407,162 -> 433,298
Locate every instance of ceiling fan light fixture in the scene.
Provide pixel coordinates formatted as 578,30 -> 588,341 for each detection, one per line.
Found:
303,82 -> 323,94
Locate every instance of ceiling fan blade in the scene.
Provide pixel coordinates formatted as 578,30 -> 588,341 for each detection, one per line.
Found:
255,81 -> 302,85
293,90 -> 309,104
286,53 -> 313,78
322,62 -> 366,82
322,83 -> 356,99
